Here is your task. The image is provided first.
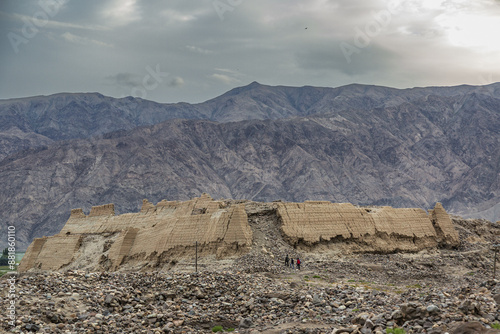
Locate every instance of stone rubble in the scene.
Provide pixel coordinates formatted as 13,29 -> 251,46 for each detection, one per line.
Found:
1,265 -> 499,333
2,206 -> 499,333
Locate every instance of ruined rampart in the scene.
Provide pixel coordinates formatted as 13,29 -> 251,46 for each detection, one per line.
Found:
276,201 -> 459,252
19,194 -> 252,272
19,196 -> 459,272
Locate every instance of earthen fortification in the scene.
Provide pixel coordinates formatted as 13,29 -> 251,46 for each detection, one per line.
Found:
276,201 -> 459,252
19,195 -> 459,272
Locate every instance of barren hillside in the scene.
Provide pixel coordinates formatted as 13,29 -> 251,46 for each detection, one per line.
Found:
1,82 -> 498,249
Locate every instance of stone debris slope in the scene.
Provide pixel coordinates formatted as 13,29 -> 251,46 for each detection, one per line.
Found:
2,206 -> 500,333
2,262 -> 500,333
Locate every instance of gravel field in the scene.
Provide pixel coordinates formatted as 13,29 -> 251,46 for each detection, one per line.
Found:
1,217 -> 499,333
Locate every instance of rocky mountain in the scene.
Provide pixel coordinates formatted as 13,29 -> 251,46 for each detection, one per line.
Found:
3,82 -> 500,160
0,93 -> 206,161
0,82 -> 498,249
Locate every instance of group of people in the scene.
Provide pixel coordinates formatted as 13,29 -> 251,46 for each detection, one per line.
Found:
284,254 -> 301,270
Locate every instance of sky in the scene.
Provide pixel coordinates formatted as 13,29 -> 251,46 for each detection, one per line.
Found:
1,0 -> 499,104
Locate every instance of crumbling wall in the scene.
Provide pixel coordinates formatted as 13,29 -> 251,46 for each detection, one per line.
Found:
277,202 -> 458,253
17,238 -> 47,272
429,202 -> 460,247
19,195 -> 460,272
19,235 -> 82,271
20,194 -> 253,272
88,203 -> 115,217
107,228 -> 138,271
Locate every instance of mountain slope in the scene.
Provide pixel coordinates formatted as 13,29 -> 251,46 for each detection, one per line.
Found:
0,93 -> 208,160
1,88 -> 498,248
2,82 -> 500,160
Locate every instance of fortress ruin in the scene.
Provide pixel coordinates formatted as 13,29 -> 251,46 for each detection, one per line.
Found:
19,194 -> 459,272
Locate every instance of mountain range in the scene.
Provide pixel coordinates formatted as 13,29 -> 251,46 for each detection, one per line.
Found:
1,82 -> 499,249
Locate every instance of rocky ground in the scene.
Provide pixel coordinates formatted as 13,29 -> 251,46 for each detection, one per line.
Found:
1,216 -> 499,333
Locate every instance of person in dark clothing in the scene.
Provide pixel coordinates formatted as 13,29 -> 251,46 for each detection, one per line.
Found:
290,258 -> 295,269
285,254 -> 289,267
296,257 -> 301,270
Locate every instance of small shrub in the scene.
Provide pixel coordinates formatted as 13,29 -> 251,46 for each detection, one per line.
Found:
386,327 -> 406,334
491,322 -> 500,329
226,328 -> 235,332
304,275 -> 309,279
312,275 -> 321,278
351,308 -> 360,312
212,325 -> 224,332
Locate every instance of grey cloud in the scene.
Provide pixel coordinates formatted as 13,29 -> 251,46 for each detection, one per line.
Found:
211,73 -> 240,85
1,0 -> 499,103
105,73 -> 142,89
186,45 -> 213,54
61,32 -> 112,46
295,43 -> 398,76
168,77 -> 185,87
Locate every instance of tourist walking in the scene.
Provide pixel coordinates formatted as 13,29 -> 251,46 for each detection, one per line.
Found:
285,254 -> 289,267
296,257 -> 301,270
290,258 -> 294,269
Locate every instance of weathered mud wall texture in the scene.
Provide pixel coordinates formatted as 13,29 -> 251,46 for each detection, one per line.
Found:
19,196 -> 460,272
19,194 -> 253,272
18,235 -> 82,271
429,202 -> 460,246
276,202 -> 459,252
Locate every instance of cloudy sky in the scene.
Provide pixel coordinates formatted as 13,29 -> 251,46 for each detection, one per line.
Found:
1,0 -> 499,103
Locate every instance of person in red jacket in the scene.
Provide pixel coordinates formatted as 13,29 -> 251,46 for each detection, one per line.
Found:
296,257 -> 301,270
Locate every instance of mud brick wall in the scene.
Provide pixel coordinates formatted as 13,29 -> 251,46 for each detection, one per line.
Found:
20,194 -> 253,272
19,195 -> 459,272
277,202 -> 458,252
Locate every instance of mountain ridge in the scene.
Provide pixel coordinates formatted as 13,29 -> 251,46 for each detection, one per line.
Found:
0,82 -> 498,249
2,81 -> 500,160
